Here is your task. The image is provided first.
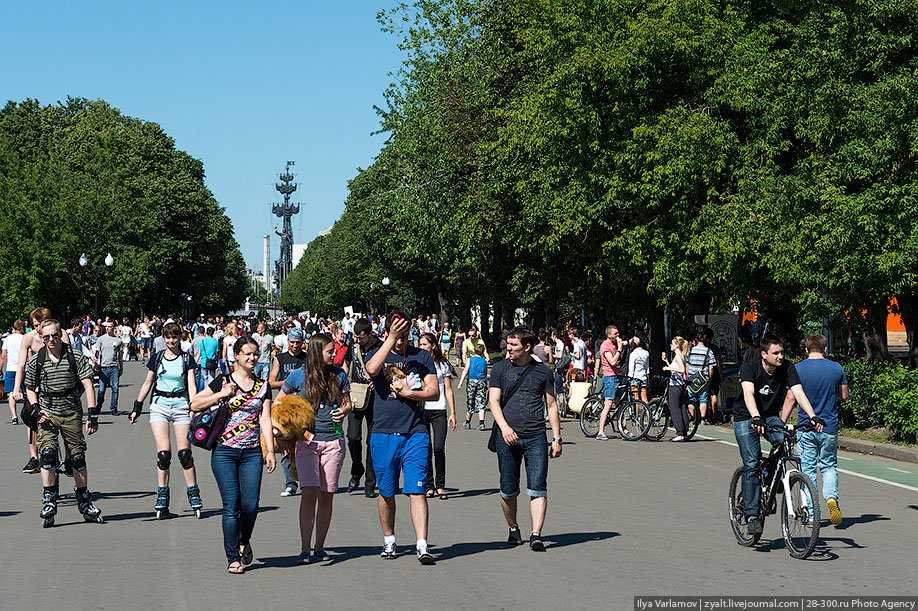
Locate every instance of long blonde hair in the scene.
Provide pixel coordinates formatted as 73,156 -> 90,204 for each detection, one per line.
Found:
672,336 -> 689,357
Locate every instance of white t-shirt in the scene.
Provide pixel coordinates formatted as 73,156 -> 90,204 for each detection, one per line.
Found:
274,334 -> 288,353
119,325 -> 132,341
571,339 -> 587,370
424,360 -> 453,411
3,333 -> 24,372
627,347 -> 650,382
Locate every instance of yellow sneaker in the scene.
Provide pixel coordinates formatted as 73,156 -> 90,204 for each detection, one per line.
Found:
827,497 -> 842,526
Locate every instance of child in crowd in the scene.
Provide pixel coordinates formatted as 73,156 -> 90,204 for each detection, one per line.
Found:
457,343 -> 488,431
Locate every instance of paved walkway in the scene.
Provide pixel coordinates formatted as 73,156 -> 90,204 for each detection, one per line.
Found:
1,362 -> 916,609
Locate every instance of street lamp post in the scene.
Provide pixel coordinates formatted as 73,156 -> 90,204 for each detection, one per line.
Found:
79,252 -> 114,318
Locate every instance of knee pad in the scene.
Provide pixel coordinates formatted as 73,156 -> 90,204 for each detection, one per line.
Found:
156,450 -> 172,471
70,452 -> 87,471
39,447 -> 59,471
177,449 -> 194,470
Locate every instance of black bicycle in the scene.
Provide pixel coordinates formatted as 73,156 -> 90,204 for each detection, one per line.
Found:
579,379 -> 651,441
646,376 -> 699,441
728,422 -> 820,559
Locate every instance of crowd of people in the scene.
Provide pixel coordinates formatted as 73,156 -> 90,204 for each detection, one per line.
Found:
1,305 -> 849,571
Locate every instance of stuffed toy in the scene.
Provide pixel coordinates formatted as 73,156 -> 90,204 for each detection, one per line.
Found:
260,394 -> 316,480
385,365 -> 423,396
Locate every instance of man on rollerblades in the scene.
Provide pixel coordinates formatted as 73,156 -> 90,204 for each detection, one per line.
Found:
23,319 -> 103,527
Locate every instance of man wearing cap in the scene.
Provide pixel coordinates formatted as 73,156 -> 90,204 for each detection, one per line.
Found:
365,312 -> 440,564
269,327 -> 308,497
94,321 -> 123,417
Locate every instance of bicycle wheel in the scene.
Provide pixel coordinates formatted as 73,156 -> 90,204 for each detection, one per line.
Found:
781,470 -> 820,559
728,467 -> 761,547
579,398 -> 602,437
646,398 -> 670,441
616,399 -> 651,441
683,406 -> 700,441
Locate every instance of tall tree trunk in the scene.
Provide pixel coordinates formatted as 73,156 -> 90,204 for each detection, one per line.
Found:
897,293 -> 918,367
478,300 -> 490,345
649,304 -> 666,376
458,296 -> 472,330
545,293 -> 559,331
531,299 -> 546,331
863,302 -> 889,361
491,303 -> 502,348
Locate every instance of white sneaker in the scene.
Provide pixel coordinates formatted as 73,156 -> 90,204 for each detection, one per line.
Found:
416,546 -> 435,565
596,432 -> 609,440
380,540 -> 398,559
280,485 -> 298,497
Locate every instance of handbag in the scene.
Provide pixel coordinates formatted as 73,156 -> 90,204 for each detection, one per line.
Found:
189,402 -> 228,450
189,375 -> 230,450
488,359 -> 539,453
686,350 -> 711,394
205,357 -> 218,371
348,343 -> 371,412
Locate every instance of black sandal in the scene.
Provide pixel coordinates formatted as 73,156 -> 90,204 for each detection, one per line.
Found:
227,562 -> 245,575
437,489 -> 448,500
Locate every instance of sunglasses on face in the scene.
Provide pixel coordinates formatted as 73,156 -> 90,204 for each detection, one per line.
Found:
41,332 -> 62,341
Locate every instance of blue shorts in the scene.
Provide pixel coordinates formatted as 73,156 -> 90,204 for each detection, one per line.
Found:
370,431 -> 430,497
4,371 -> 21,394
602,375 -> 620,401
687,387 -> 709,405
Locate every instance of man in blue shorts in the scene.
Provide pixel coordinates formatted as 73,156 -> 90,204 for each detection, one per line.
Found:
365,311 -> 439,565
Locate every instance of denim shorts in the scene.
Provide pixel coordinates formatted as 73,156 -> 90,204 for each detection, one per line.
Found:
602,375 -> 620,401
150,400 -> 192,425
495,432 -> 548,499
687,387 -> 709,405
370,431 -> 430,497
629,377 -> 647,389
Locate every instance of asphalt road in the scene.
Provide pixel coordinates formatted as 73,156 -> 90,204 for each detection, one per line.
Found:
1,361 -> 916,610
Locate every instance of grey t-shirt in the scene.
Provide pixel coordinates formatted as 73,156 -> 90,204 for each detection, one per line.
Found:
489,356 -> 554,438
95,334 -> 123,367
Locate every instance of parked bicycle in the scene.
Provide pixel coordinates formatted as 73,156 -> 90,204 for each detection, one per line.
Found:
579,378 -> 651,441
646,375 -> 699,441
728,422 -> 821,559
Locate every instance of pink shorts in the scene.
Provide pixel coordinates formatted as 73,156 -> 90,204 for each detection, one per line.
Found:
295,438 -> 346,493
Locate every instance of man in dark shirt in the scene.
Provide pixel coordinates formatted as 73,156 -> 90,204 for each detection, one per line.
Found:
269,327 -> 308,497
365,312 -> 439,564
345,318 -> 380,497
489,326 -> 561,551
732,334 -> 822,535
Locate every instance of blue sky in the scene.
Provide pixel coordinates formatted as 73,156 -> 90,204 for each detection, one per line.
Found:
1,1 -> 403,272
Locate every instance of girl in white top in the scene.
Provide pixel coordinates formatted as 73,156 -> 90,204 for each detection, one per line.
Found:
222,323 -> 238,373
419,333 -> 457,499
627,334 -> 650,404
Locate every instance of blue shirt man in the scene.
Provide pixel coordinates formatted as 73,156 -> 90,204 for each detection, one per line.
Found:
790,334 -> 848,526
365,311 -> 439,565
196,328 -> 220,388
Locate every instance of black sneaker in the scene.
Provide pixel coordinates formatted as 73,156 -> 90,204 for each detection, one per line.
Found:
11,417 -> 18,425
746,515 -> 763,536
529,533 -> 545,551
508,527 -> 523,546
22,457 -> 40,474
365,487 -> 379,499
477,423 -> 486,431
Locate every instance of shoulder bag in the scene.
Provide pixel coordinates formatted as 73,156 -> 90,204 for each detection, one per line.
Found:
348,343 -> 371,412
189,375 -> 230,450
687,349 -> 711,394
488,359 -> 539,453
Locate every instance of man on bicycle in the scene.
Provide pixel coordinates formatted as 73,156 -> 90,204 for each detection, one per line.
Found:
733,334 -> 823,535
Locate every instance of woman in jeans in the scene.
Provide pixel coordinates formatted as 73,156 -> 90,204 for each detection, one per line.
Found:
419,333 -> 457,499
191,336 -> 275,574
275,333 -> 351,564
661,336 -> 690,442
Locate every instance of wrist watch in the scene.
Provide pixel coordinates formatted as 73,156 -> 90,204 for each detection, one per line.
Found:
552,437 -> 562,443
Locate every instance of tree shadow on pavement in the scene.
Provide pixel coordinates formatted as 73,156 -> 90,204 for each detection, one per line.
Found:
0,511 -> 21,518
907,505 -> 917,511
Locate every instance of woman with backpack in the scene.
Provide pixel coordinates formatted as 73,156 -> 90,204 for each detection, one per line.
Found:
130,322 -> 204,519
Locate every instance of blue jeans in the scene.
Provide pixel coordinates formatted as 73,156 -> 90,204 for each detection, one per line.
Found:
211,445 -> 264,564
97,366 -> 120,413
254,362 -> 270,381
798,430 -> 839,502
495,432 -> 549,499
733,416 -> 784,518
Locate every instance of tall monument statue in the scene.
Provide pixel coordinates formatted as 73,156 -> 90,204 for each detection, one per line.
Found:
271,161 -> 302,291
